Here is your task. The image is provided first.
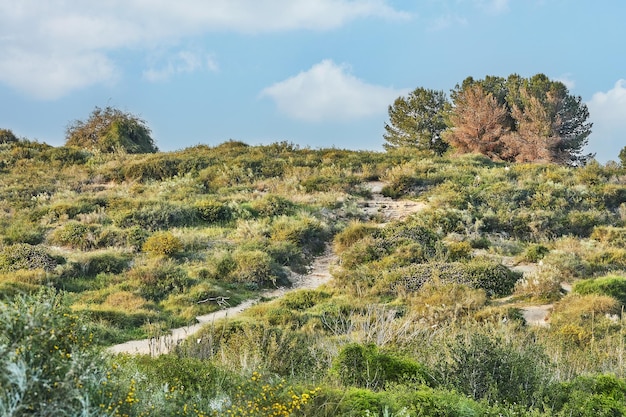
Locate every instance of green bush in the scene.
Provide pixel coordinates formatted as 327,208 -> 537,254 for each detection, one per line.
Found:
0,128 -> 18,143
112,202 -> 199,231
195,199 -> 234,223
77,251 -> 132,276
548,374 -> 626,416
522,244 -> 550,263
281,290 -> 331,311
48,221 -> 98,250
142,231 -> 183,257
333,221 -> 378,253
250,194 -> 295,217
0,243 -> 61,272
231,249 -> 285,286
2,218 -> 46,245
332,343 -> 434,390
129,259 -> 192,301
0,290 -> 124,415
573,275 -> 626,305
381,260 -> 520,298
443,332 -> 549,405
270,214 -> 328,257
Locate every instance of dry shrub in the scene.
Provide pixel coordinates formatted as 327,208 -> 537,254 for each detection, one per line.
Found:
407,282 -> 487,325
513,264 -> 563,302
103,291 -> 150,311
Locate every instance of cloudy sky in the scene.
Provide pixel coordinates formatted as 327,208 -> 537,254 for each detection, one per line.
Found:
0,0 -> 624,162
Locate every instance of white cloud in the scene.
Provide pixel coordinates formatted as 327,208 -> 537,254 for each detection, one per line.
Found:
555,74 -> 576,90
586,80 -> 626,162
143,50 -> 219,82
0,0 -> 407,99
260,60 -> 408,122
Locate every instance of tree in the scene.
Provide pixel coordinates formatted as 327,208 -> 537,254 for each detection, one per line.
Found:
65,106 -> 158,154
619,146 -> 626,167
443,84 -> 510,159
0,128 -> 18,144
446,74 -> 593,165
383,87 -> 449,155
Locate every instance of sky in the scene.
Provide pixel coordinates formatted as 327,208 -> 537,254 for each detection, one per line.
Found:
0,0 -> 625,163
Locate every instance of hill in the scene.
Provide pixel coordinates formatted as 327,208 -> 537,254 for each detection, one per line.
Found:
1,139 -> 626,416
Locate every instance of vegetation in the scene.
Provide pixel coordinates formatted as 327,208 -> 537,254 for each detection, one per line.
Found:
65,106 -> 158,154
385,73 -> 593,165
1,103 -> 625,415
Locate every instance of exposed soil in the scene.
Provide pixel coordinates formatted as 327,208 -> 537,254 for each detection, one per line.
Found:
109,182 -> 426,355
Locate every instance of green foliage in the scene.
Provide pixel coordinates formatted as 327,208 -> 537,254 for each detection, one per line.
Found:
129,259 -> 192,301
443,332 -> 549,405
0,243 -> 61,272
332,343 -> 433,390
251,194 -> 296,217
573,275 -> 626,305
0,128 -> 18,143
383,87 -> 449,155
142,231 -> 183,257
548,374 -> 626,416
113,201 -> 199,231
522,244 -> 550,262
195,199 -> 234,223
381,260 -> 520,298
1,218 -> 46,245
0,290 -> 121,416
231,249 -> 285,286
281,290 -> 331,311
65,106 -> 158,153
591,226 -> 626,247
48,221 -> 98,250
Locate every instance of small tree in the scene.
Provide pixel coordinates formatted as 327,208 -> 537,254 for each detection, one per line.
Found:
0,128 -> 18,144
383,87 -> 449,155
65,106 -> 158,154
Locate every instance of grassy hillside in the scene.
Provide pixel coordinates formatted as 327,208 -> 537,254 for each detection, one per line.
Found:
1,139 -> 626,416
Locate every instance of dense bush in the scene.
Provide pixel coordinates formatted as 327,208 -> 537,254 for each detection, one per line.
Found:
142,231 -> 183,257
380,260 -> 520,297
0,244 -> 61,272
332,343 -> 433,390
112,202 -> 199,231
0,290 -> 124,416
573,275 -> 626,305
48,221 -> 98,250
195,199 -> 234,223
129,259 -> 193,301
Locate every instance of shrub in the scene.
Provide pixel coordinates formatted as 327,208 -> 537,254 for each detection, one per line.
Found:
333,221 -> 378,253
142,231 -> 183,257
129,259 -> 192,301
250,194 -> 295,217
2,218 -> 46,245
281,290 -> 331,311
65,106 -> 158,153
195,200 -> 234,223
573,275 -> 626,305
270,214 -> 328,257
381,260 -> 520,298
446,241 -> 473,261
548,374 -> 626,416
443,332 -> 549,405
0,243 -> 61,272
0,128 -> 18,143
231,249 -> 284,286
48,221 -> 97,250
0,290 -> 124,415
112,202 -> 199,231
332,343 -> 433,390
591,226 -> 626,247
522,243 -> 550,263
408,282 -> 487,324
75,251 -> 132,276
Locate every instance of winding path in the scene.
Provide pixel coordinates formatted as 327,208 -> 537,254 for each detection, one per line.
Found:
109,182 -> 426,355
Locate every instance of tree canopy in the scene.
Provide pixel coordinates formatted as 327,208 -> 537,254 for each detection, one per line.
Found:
383,87 -> 449,155
386,74 -> 593,165
65,106 -> 158,154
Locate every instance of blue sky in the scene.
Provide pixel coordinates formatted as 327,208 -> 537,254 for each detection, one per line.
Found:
0,0 -> 624,162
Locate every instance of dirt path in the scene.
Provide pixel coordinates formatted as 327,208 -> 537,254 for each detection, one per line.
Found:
110,182 -> 425,355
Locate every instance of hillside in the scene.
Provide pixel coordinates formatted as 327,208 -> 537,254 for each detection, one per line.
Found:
1,139 -> 626,416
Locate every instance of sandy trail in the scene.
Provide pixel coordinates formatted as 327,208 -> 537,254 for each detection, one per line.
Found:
110,182 -> 426,355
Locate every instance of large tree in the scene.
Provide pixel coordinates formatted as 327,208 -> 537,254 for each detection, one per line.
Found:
65,106 -> 158,154
443,84 -> 510,159
446,74 -> 593,165
383,87 -> 449,155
